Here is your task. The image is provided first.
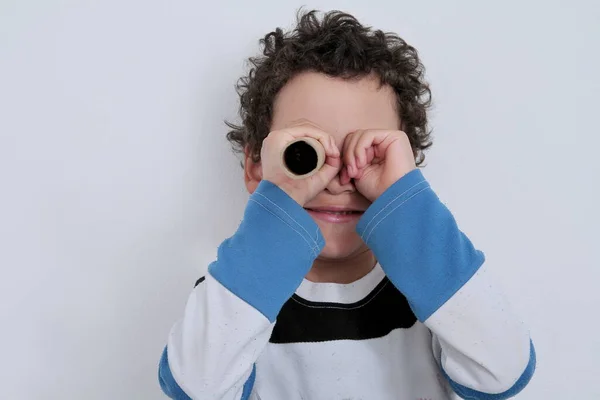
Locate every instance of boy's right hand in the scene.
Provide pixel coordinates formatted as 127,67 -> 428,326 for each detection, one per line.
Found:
260,120 -> 341,207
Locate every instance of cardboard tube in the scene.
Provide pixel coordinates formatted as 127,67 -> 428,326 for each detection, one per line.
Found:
281,137 -> 325,179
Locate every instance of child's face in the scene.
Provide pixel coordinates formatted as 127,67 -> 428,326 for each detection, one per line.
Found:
257,71 -> 400,260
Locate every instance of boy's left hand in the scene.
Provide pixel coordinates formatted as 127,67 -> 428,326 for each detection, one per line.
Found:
340,129 -> 416,202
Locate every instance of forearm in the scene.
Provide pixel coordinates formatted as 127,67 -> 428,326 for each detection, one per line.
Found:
160,180 -> 324,399
356,169 -> 535,398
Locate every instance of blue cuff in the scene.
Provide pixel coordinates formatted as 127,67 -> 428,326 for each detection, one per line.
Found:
209,180 -> 324,322
159,346 -> 257,399
158,347 -> 192,400
356,169 -> 484,321
445,340 -> 536,399
241,364 -> 257,400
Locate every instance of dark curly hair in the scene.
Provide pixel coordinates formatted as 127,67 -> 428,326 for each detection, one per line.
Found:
226,9 -> 432,166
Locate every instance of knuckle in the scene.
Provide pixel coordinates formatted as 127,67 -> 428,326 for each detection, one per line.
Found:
264,133 -> 275,142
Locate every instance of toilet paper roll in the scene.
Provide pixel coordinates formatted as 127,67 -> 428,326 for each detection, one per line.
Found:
281,137 -> 326,179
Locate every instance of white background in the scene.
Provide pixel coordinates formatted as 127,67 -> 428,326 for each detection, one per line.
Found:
1,0 -> 598,399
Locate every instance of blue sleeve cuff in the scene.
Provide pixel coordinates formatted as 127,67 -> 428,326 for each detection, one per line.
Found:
445,340 -> 537,399
158,347 -> 192,400
159,346 -> 257,399
209,180 -> 325,322
356,169 -> 484,321
241,365 -> 257,400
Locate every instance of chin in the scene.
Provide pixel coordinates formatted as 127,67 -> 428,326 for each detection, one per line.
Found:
317,232 -> 368,260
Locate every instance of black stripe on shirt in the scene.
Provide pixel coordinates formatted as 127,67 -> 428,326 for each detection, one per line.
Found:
270,277 -> 417,344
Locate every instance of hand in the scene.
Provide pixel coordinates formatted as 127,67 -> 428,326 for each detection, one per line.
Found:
261,120 -> 341,206
340,129 -> 416,202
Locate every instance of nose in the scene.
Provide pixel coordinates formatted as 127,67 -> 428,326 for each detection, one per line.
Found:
325,172 -> 356,195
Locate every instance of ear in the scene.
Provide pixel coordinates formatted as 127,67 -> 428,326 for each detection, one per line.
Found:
244,146 -> 263,194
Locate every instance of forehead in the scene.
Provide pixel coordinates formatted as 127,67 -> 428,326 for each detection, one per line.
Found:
271,72 -> 400,144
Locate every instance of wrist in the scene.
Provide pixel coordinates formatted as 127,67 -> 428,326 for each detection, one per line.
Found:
275,182 -> 308,207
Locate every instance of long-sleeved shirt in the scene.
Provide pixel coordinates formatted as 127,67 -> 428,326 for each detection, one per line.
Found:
158,169 -> 536,399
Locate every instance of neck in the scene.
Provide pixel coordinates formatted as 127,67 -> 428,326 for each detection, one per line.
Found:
305,249 -> 377,284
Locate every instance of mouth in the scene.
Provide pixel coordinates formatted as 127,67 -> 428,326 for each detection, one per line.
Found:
303,207 -> 364,223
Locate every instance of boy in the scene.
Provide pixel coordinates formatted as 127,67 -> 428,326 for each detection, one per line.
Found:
158,10 -> 535,400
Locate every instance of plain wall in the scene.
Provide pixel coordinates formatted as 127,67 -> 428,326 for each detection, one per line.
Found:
1,0 -> 598,398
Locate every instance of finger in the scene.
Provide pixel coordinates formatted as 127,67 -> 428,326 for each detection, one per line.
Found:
329,135 -> 340,158
316,148 -> 341,179
341,132 -> 352,178
340,165 -> 350,185
376,130 -> 402,155
324,152 -> 341,169
348,130 -> 366,177
354,130 -> 398,166
355,166 -> 365,180
312,156 -> 341,188
342,131 -> 353,164
364,146 -> 376,166
353,130 -> 379,169
355,133 -> 371,168
343,131 -> 362,177
320,135 -> 339,160
281,123 -> 330,141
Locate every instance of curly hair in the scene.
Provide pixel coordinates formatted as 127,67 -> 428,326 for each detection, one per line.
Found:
226,9 -> 432,166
